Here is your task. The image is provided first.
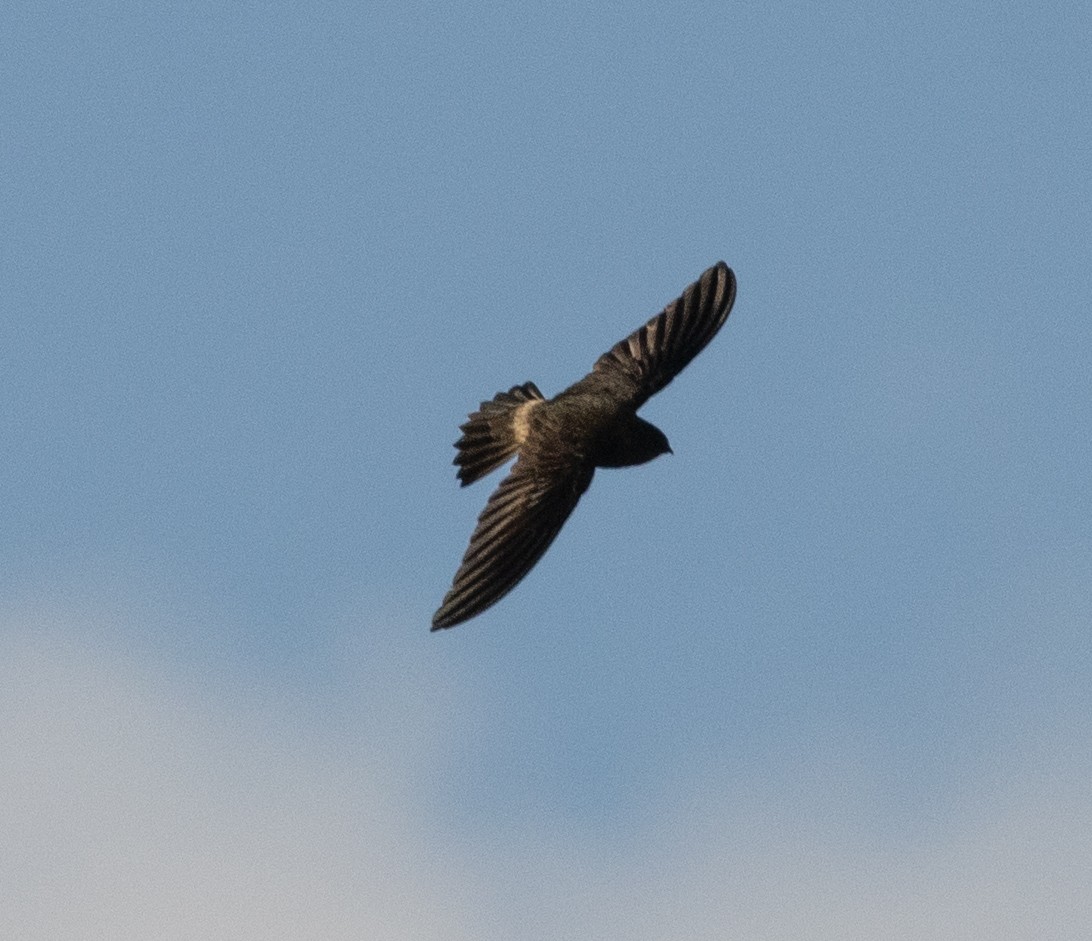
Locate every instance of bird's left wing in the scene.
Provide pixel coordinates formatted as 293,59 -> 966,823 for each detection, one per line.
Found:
571,261 -> 736,409
432,456 -> 595,630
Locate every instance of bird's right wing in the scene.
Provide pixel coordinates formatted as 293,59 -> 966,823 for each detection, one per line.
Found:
432,456 -> 594,630
577,261 -> 736,409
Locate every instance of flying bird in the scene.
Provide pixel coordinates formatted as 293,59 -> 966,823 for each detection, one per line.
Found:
432,261 -> 737,630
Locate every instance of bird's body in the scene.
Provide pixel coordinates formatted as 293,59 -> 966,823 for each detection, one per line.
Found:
526,392 -> 668,469
432,262 -> 737,630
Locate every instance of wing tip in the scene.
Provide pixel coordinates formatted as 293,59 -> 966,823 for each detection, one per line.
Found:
431,598 -> 465,630
691,261 -> 736,332
707,261 -> 737,310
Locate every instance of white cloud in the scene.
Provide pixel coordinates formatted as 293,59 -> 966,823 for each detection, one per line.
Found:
0,614 -> 483,941
3,605 -> 1090,941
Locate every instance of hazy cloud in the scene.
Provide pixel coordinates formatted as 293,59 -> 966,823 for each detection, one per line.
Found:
3,603 -> 1090,940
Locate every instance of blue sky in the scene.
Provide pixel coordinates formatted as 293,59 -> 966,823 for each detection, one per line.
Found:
4,2 -> 1091,937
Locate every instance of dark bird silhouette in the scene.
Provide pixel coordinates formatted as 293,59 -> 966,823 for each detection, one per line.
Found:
432,261 -> 737,630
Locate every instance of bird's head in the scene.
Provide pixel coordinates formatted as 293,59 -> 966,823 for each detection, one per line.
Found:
628,417 -> 673,464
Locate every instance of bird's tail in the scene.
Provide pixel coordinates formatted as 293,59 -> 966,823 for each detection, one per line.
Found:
453,382 -> 544,486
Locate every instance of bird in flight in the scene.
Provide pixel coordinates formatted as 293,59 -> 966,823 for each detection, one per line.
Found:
432,261 -> 737,630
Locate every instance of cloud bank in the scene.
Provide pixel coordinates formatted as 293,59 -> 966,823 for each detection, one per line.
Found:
3,604 -> 1090,940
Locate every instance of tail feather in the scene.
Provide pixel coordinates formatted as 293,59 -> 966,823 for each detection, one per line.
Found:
454,382 -> 544,485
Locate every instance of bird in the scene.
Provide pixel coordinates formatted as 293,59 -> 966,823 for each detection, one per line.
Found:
432,261 -> 737,630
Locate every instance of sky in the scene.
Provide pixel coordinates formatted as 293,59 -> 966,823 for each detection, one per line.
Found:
3,1 -> 1091,938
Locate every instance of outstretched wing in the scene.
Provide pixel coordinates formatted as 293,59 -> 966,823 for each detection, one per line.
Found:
432,456 -> 595,630
572,261 -> 736,409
